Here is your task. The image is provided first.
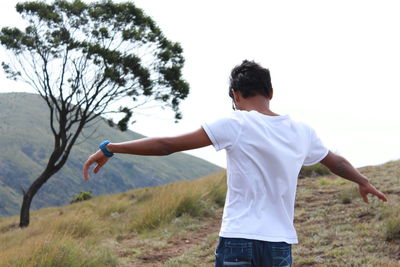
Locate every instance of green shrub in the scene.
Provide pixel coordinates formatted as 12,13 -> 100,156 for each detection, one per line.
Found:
299,163 -> 330,179
338,191 -> 352,204
70,190 -> 93,204
377,204 -> 396,221
318,177 -> 330,185
385,217 -> 400,241
337,187 -> 360,204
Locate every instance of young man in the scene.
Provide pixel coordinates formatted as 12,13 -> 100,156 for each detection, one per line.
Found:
83,60 -> 388,267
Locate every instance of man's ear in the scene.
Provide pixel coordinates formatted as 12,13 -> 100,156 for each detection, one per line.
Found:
269,88 -> 273,100
232,90 -> 241,103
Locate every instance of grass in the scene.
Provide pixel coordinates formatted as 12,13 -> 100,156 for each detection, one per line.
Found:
293,160 -> 400,266
0,171 -> 226,267
0,213 -> 117,267
11,235 -> 116,267
299,163 -> 331,178
162,233 -> 218,267
337,187 -> 359,204
385,217 -> 400,241
130,174 -> 224,232
0,160 -> 399,266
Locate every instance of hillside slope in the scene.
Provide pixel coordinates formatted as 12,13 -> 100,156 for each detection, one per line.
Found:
0,92 -> 221,216
0,160 -> 399,266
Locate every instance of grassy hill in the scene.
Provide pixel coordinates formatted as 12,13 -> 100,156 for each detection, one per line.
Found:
0,92 -> 221,217
0,160 -> 399,266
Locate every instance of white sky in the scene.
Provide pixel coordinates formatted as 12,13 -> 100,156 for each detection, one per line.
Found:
1,0 -> 400,168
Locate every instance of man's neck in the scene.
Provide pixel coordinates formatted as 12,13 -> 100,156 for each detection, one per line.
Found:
240,96 -> 280,116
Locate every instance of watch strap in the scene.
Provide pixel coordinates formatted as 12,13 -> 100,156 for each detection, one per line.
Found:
99,140 -> 114,157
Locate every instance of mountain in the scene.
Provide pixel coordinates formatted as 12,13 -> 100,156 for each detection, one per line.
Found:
0,92 -> 221,217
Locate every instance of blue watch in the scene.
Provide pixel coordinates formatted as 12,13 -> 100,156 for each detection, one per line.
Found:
99,140 -> 114,157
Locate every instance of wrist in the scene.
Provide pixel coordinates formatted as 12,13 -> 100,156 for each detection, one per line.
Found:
357,176 -> 369,186
106,143 -> 116,153
99,140 -> 114,157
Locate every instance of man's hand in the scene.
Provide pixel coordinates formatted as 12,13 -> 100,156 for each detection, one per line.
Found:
358,181 -> 388,203
83,150 -> 109,180
321,151 -> 388,203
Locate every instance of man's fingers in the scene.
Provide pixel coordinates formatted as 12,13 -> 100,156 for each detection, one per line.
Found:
93,163 -> 102,174
369,186 -> 388,202
83,158 -> 94,180
359,183 -> 388,203
83,151 -> 109,180
83,161 -> 89,180
362,194 -> 369,203
379,195 -> 388,202
375,190 -> 388,202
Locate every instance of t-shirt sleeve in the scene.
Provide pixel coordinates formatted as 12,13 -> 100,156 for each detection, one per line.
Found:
303,126 -> 329,166
201,112 -> 243,151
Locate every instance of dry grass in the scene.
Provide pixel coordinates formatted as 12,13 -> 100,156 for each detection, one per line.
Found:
0,171 -> 226,267
0,211 -> 117,266
0,160 -> 399,266
293,160 -> 400,266
385,217 -> 400,241
129,172 -> 225,232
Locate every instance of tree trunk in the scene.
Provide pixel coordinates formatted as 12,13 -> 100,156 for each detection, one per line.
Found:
20,192 -> 33,228
19,168 -> 56,228
19,116 -> 85,228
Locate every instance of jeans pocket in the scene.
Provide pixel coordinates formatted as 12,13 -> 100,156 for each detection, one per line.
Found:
222,239 -> 252,266
215,238 -> 224,267
271,242 -> 292,267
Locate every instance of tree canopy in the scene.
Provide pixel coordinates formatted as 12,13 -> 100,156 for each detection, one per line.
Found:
0,0 -> 189,227
1,0 -> 189,129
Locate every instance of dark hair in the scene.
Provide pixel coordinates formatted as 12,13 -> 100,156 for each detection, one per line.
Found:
229,60 -> 273,99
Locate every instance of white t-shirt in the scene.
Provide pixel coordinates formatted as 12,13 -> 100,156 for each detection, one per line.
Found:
202,110 -> 329,244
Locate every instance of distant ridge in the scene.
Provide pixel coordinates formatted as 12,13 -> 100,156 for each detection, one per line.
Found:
0,92 -> 221,216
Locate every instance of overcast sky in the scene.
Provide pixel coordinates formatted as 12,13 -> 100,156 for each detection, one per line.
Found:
1,0 -> 400,168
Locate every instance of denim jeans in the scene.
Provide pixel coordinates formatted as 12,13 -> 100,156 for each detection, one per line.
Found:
214,237 -> 292,267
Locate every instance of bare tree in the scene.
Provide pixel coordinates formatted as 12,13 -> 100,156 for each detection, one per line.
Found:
0,0 -> 189,227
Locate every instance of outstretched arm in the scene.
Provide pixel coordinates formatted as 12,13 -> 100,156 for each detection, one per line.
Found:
320,151 -> 388,203
83,128 -> 212,180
